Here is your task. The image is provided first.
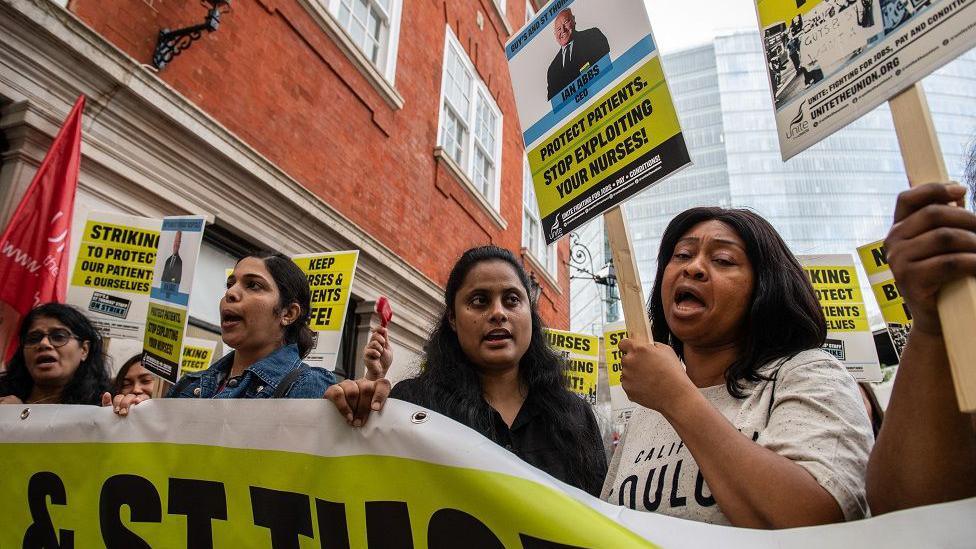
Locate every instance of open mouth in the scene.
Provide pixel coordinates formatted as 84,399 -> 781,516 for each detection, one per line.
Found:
483,329 -> 512,343
674,288 -> 706,311
34,355 -> 58,367
220,311 -> 244,328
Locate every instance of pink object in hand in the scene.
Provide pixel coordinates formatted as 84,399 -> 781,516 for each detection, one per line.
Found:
375,296 -> 393,327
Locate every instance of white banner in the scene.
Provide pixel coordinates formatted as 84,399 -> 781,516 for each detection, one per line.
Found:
0,401 -> 972,547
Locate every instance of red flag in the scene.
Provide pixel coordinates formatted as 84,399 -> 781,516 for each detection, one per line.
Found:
0,95 -> 85,359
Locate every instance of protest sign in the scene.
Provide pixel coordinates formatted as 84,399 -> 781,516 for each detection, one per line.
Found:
603,322 -> 636,425
800,254 -> 883,381
293,251 -> 359,370
755,0 -> 976,160
142,216 -> 205,383
545,328 -> 599,404
2,402 -> 974,548
507,0 -> 690,244
179,336 -> 218,375
67,212 -> 161,339
857,240 -> 911,357
755,0 -> 976,408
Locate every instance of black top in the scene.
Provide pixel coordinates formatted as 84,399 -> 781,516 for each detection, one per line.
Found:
391,378 -> 608,496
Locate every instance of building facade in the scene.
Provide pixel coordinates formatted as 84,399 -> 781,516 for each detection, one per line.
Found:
571,31 -> 976,335
0,0 -> 568,379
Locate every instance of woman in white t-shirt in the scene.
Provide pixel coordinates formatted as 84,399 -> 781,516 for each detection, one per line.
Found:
602,207 -> 873,528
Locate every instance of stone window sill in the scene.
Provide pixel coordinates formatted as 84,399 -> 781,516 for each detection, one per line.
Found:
433,147 -> 507,230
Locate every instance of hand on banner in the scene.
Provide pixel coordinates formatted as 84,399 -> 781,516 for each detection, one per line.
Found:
618,338 -> 695,413
363,326 -> 393,381
102,391 -> 150,416
0,395 -> 23,404
324,378 -> 391,427
886,183 -> 976,335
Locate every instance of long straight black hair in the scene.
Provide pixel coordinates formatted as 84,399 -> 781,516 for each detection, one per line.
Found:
0,303 -> 110,404
407,246 -> 604,492
649,207 -> 826,397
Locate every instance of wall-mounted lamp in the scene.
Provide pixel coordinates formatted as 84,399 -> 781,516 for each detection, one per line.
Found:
152,0 -> 232,70
568,232 -> 616,288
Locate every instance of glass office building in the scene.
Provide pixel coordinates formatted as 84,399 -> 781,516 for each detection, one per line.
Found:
570,31 -> 976,335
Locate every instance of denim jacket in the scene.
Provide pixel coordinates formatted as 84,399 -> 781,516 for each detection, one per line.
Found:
167,343 -> 335,399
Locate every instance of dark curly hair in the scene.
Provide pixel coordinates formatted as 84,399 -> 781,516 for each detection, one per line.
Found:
398,245 -> 606,495
649,207 -> 826,398
0,303 -> 110,404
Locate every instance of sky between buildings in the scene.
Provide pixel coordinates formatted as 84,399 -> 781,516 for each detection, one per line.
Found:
645,0 -> 759,53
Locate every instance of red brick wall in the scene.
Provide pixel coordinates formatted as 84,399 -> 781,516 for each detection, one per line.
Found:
69,0 -> 570,328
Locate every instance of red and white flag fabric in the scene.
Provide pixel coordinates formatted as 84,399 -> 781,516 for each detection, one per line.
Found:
0,95 -> 85,360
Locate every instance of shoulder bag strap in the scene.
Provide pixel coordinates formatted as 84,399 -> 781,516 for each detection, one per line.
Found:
272,365 -> 307,398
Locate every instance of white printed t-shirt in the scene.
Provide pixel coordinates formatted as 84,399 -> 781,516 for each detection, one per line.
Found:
600,349 -> 873,525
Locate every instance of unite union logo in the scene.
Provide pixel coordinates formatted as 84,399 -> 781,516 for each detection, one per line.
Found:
785,104 -> 810,140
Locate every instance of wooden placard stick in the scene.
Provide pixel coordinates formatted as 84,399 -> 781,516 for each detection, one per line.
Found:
604,206 -> 653,345
889,82 -> 976,412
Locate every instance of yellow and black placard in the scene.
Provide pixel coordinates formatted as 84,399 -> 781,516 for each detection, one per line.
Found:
858,240 -> 911,357
295,252 -> 358,332
70,220 -> 159,294
857,240 -> 911,327
804,263 -> 869,333
142,302 -> 186,380
800,254 -> 881,381
603,325 -> 635,424
180,337 -> 217,375
545,328 -> 599,405
528,57 -> 689,243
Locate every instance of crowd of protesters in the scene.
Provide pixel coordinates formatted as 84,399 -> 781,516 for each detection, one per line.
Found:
2,160 -> 975,527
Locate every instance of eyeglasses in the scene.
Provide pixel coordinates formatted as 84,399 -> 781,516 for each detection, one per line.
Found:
23,329 -> 79,348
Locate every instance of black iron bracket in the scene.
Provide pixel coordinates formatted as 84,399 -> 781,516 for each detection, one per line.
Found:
152,1 -> 231,70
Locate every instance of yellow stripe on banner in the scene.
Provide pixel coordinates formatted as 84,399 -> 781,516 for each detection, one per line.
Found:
0,443 -> 655,548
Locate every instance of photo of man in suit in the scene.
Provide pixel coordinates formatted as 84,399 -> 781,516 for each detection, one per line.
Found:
546,9 -> 611,101
161,230 -> 183,286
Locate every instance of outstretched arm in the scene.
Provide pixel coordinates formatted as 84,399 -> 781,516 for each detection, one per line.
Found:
867,183 -> 976,514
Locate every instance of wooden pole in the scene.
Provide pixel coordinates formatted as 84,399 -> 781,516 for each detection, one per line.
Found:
604,206 -> 653,345
889,83 -> 976,412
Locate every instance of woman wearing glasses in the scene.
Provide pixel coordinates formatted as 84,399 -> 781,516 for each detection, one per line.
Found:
0,303 -> 110,405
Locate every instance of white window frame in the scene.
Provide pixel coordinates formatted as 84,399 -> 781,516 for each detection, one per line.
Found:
522,156 -> 559,277
436,27 -> 504,212
525,0 -> 536,23
497,0 -> 507,15
327,0 -> 403,84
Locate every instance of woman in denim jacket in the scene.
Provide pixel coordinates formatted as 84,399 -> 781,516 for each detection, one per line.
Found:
108,252 -> 335,414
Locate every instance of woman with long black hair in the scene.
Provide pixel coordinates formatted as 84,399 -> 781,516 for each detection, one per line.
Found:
328,245 -> 607,496
603,207 -> 872,528
0,303 -> 110,405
